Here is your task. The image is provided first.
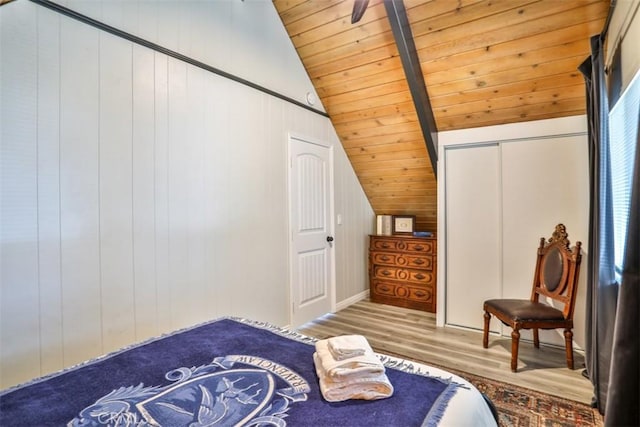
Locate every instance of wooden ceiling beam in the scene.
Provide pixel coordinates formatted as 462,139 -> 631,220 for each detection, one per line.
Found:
384,0 -> 438,178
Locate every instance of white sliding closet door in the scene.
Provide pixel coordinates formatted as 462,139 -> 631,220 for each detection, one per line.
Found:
445,144 -> 502,331
501,136 -> 588,298
500,136 -> 589,345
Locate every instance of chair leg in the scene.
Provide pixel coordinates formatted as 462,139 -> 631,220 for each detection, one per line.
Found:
511,328 -> 520,372
533,328 -> 540,348
483,312 -> 491,348
564,329 -> 574,370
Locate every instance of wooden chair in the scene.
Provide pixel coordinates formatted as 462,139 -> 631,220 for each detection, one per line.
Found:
482,224 -> 582,372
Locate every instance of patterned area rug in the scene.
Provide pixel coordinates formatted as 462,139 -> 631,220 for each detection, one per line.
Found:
379,350 -> 602,427
444,368 -> 602,427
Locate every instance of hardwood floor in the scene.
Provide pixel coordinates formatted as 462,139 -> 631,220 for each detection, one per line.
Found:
297,299 -> 594,404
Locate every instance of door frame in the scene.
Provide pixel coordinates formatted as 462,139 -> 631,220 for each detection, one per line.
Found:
287,132 -> 336,328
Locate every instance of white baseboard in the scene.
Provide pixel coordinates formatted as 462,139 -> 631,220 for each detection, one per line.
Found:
335,289 -> 369,312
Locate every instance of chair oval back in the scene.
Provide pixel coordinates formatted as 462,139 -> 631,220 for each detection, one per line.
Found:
540,245 -> 568,295
531,224 -> 582,320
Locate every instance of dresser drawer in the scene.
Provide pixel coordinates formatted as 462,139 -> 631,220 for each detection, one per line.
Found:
405,240 -> 435,254
372,265 -> 434,284
371,279 -> 435,311
370,237 -> 435,254
370,252 -> 434,270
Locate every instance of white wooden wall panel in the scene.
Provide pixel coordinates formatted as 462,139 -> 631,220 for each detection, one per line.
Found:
132,45 -> 158,341
154,52 -> 171,335
0,1 -> 373,389
334,152 -> 348,303
201,69 -> 215,319
183,64 -> 199,324
223,83 -> 246,316
36,7 -> 64,375
333,128 -> 375,304
136,1 -> 157,43
247,95 -> 280,321
231,1 -> 278,91
242,87 -> 279,320
0,1 -> 40,386
185,66 -> 207,325
99,33 -> 136,352
155,2 -> 178,52
62,0 -> 101,18
203,76 -> 232,318
59,16 -> 103,366
166,58 -> 189,330
261,97 -> 291,321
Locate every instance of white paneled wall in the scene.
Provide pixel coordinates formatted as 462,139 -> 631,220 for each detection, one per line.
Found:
0,1 -> 373,389
55,0 -> 325,113
332,128 -> 377,304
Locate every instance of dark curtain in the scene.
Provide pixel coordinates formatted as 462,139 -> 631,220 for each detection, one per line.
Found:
604,105 -> 640,426
579,34 -> 618,414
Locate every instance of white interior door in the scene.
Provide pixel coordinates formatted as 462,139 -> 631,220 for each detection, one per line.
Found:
289,135 -> 334,328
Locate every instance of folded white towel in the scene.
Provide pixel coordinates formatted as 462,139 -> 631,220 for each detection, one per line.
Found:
327,335 -> 373,361
315,339 -> 385,380
313,352 -> 394,402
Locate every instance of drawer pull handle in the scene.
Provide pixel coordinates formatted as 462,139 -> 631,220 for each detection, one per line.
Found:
380,256 -> 390,261
414,245 -> 424,251
380,286 -> 391,292
415,273 -> 426,280
413,259 -> 425,265
415,291 -> 426,297
381,243 -> 390,248
382,270 -> 391,276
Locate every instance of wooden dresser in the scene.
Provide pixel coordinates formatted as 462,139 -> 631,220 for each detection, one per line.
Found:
369,234 -> 437,313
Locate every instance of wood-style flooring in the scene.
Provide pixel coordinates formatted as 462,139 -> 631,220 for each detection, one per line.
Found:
297,299 -> 594,405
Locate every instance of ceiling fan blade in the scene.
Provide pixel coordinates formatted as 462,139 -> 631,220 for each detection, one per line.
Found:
351,0 -> 370,24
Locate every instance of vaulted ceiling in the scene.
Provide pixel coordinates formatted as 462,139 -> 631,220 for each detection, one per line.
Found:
273,0 -> 610,231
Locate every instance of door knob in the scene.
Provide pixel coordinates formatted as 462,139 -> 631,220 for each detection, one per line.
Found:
326,236 -> 334,242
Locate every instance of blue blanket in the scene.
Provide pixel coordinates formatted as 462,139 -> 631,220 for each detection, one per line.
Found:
0,318 -> 458,426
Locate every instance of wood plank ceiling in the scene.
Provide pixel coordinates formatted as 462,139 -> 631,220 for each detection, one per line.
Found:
273,0 -> 610,232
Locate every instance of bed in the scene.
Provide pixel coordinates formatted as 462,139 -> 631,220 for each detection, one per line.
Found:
0,317 -> 497,426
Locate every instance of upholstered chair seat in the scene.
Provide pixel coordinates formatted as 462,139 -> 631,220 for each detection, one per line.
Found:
484,299 -> 566,322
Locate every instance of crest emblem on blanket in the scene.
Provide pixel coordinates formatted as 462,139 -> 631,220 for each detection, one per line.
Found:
68,355 -> 310,427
